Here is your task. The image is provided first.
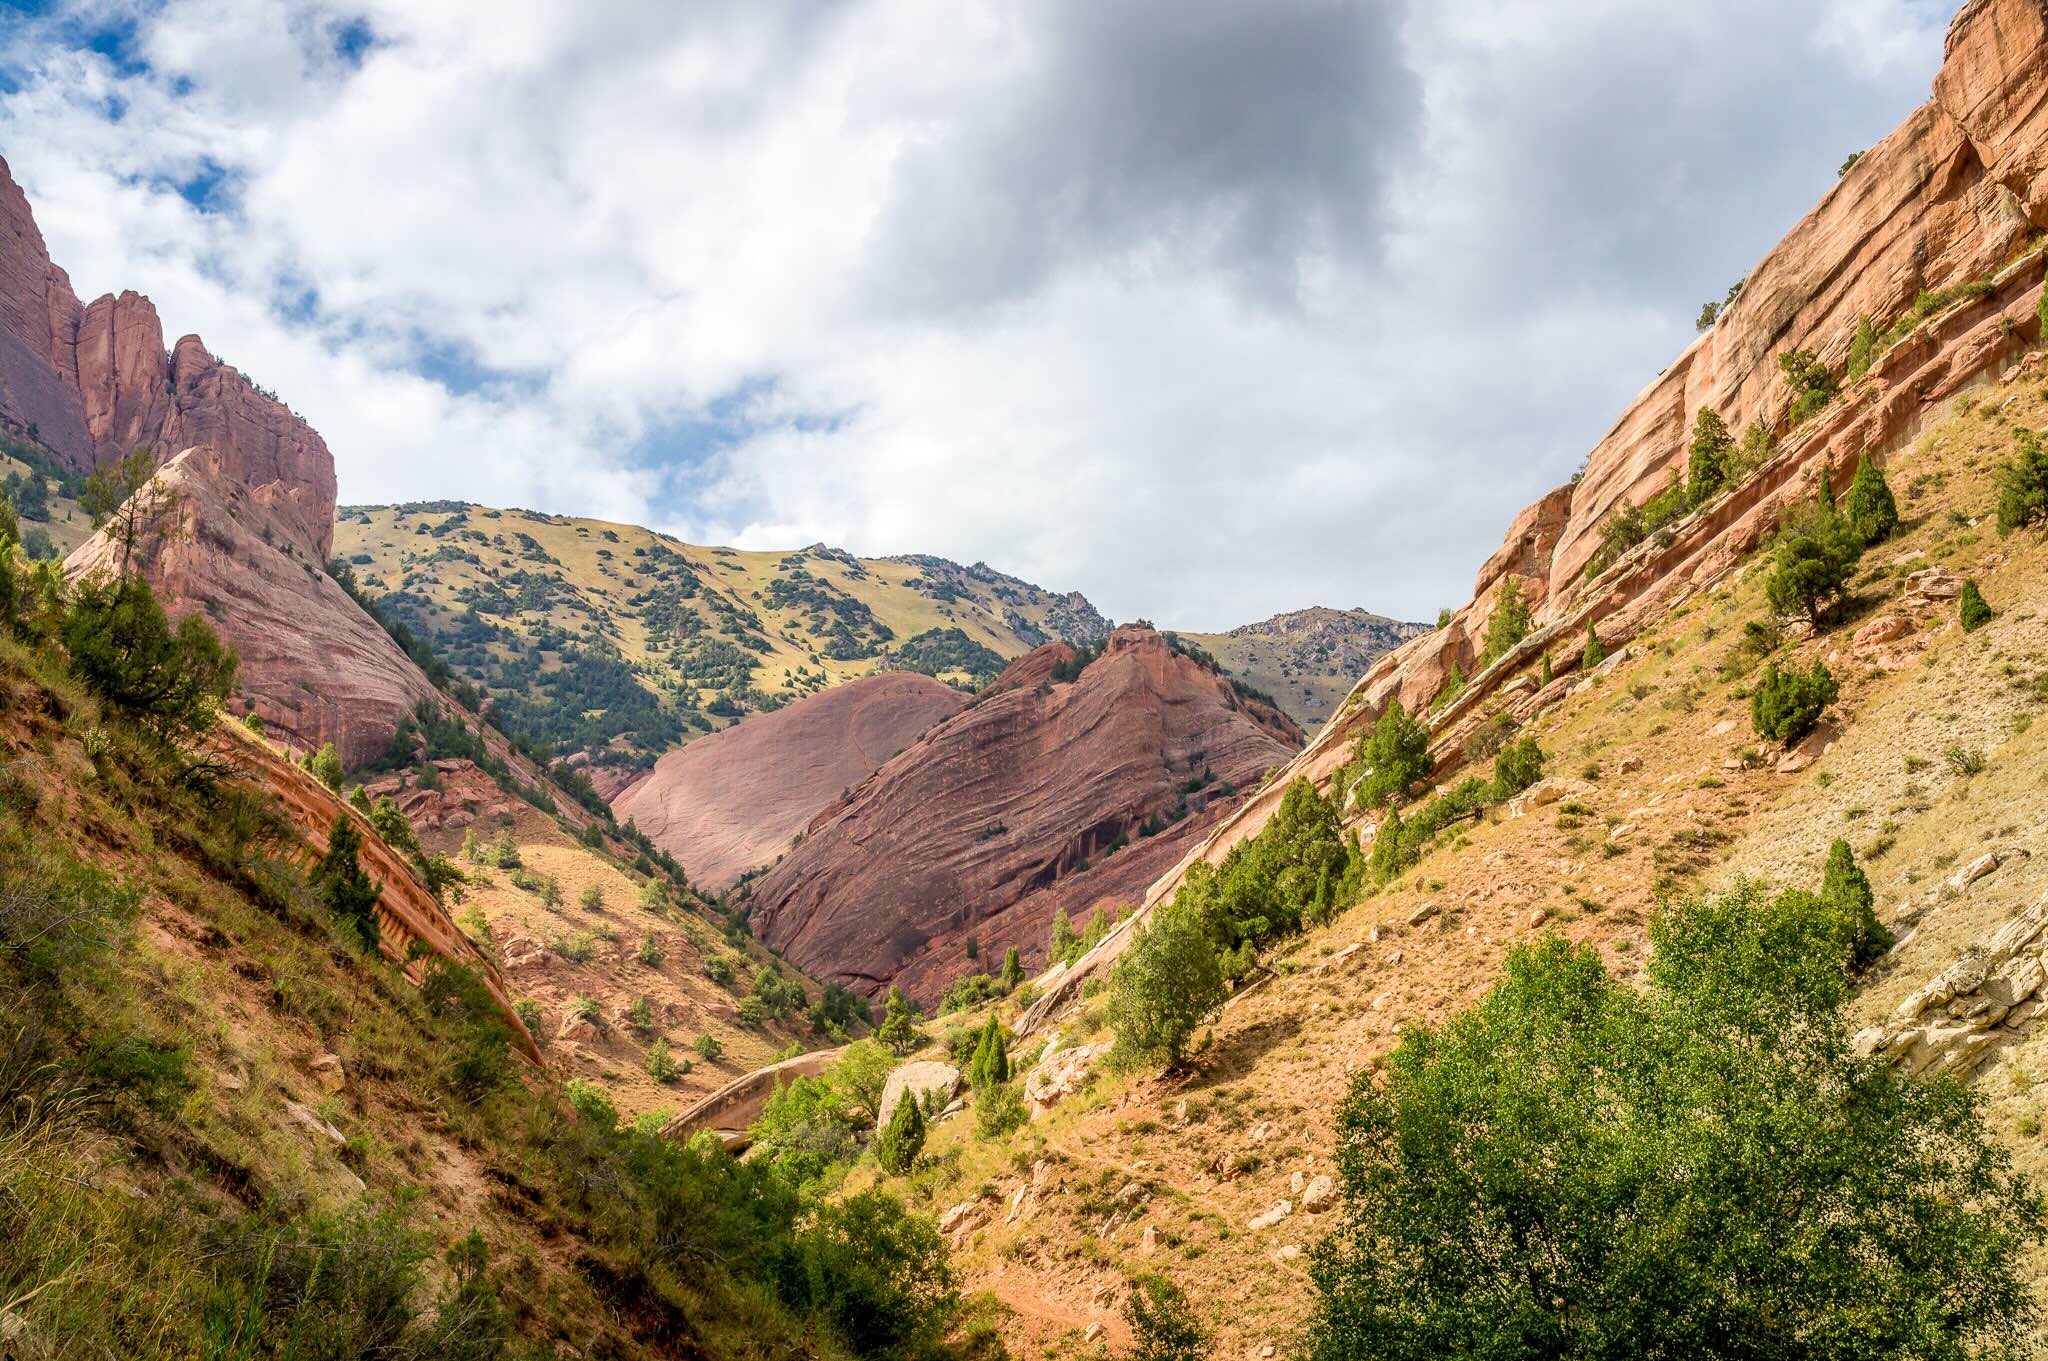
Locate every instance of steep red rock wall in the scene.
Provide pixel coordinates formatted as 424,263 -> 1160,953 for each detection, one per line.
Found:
64,447 -> 436,768
744,626 -> 1301,1005
613,670 -> 964,891
0,155 -> 335,560
1022,0 -> 2048,1031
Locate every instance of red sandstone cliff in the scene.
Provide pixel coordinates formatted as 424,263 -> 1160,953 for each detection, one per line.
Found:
1023,0 -> 2048,1029
0,156 -> 335,560
744,626 -> 1302,1005
613,670 -> 965,891
0,153 -> 419,762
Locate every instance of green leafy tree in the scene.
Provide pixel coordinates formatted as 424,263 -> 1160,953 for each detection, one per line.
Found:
645,1037 -> 682,1082
62,576 -> 238,745
309,741 -> 345,791
998,945 -> 1024,991
1581,622 -> 1605,671
1686,406 -> 1735,500
1477,576 -> 1533,668
1370,803 -> 1409,882
1751,659 -> 1839,744
1354,700 -> 1431,809
974,1081 -> 1027,1138
1960,578 -> 1993,631
1124,1273 -> 1211,1361
1538,651 -> 1552,687
875,985 -> 923,1055
1821,838 -> 1893,969
312,814 -> 381,950
1995,427 -> 2048,534
1303,881 -> 2042,1361
874,1088 -> 925,1173
1106,899 -> 1227,1071
967,1017 -> 1009,1089
1764,505 -> 1861,626
1843,454 -> 1899,546
693,1032 -> 724,1062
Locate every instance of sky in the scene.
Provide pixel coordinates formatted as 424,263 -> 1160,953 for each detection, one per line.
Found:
0,0 -> 1952,629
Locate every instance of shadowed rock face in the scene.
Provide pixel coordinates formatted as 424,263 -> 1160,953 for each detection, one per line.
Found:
743,625 -> 1302,1005
0,155 -> 335,561
613,670 -> 965,892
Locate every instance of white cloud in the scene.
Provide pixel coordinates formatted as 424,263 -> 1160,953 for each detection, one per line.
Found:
0,0 -> 1947,627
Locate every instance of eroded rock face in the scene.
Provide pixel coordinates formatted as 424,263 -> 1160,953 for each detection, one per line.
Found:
0,155 -> 336,560
877,1060 -> 961,1130
64,448 -> 435,767
614,671 -> 964,890
746,626 -> 1302,1004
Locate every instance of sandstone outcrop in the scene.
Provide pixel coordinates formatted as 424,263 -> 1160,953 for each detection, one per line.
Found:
877,1060 -> 962,1129
1021,0 -> 2048,1031
211,720 -> 537,1061
613,671 -> 963,889
64,447 -> 436,767
0,155 -> 336,559
743,626 -> 1302,1004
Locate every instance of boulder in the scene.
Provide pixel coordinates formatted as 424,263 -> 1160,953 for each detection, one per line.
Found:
877,1061 -> 960,1130
1248,1200 -> 1293,1231
1024,1041 -> 1107,1118
1300,1174 -> 1339,1214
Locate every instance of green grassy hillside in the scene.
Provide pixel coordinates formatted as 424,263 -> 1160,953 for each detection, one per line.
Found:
333,504 -> 1110,783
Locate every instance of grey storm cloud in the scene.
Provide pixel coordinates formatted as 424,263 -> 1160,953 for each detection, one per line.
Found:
865,0 -> 1419,314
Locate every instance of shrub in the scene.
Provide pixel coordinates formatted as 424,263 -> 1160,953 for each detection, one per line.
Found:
1125,1273 -> 1211,1361
1764,505 -> 1861,626
1478,576 -> 1533,668
974,1081 -> 1026,1138
311,814 -> 380,949
1846,314 -> 1878,380
1945,745 -> 1987,777
1842,455 -> 1899,546
1995,427 -> 2048,534
1581,623 -> 1605,671
1820,839 -> 1893,970
578,883 -> 604,912
62,575 -> 238,745
1778,348 -> 1839,424
703,952 -> 736,985
638,929 -> 662,966
1492,736 -> 1546,799
693,1033 -> 724,1061
1686,406 -> 1734,500
1106,899 -> 1227,1071
1048,908 -> 1080,965
1350,701 -> 1431,810
1301,882 -> 2043,1361
1750,660 -> 1839,744
874,1089 -> 926,1173
308,742 -> 344,791
646,1037 -> 684,1082
1960,579 -> 1993,631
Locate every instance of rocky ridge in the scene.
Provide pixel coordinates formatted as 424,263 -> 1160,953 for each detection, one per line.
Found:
612,669 -> 964,890
745,625 -> 1303,1004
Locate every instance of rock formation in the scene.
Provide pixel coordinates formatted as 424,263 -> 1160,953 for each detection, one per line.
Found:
63,447 -> 437,767
0,155 -> 432,764
1024,0 -> 2048,1029
744,625 -> 1302,1004
0,156 -> 336,559
613,670 -> 965,890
